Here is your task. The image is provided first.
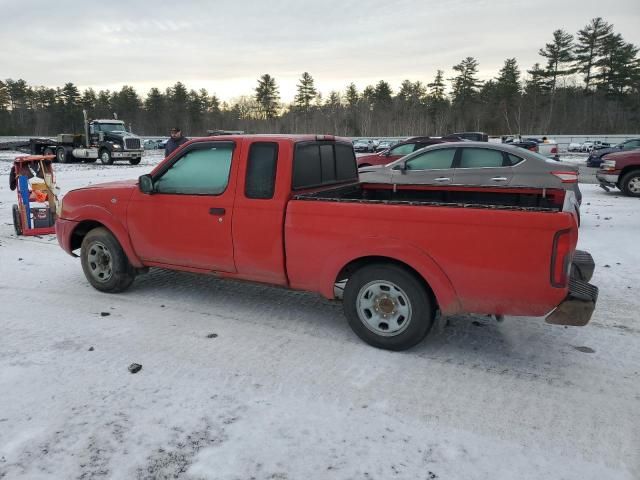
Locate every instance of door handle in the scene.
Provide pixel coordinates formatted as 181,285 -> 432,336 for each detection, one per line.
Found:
209,207 -> 226,215
491,177 -> 508,182
434,177 -> 450,182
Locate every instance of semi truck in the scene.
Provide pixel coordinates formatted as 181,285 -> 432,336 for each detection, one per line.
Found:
0,111 -> 144,165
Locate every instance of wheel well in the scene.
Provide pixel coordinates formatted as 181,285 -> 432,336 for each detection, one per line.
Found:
70,220 -> 106,251
620,166 -> 640,180
335,256 -> 438,309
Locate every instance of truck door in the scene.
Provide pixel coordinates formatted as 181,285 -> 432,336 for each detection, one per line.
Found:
391,147 -> 457,185
126,141 -> 237,272
231,140 -> 288,285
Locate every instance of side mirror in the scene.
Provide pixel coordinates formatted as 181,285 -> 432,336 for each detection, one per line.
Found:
139,174 -> 154,194
384,150 -> 391,157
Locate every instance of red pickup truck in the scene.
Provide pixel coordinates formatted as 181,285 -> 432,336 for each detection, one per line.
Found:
596,149 -> 640,197
56,135 -> 598,350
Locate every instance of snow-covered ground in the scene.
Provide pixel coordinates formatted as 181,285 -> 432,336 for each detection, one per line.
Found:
0,151 -> 638,479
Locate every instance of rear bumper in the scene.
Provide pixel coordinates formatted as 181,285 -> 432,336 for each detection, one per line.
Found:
546,251 -> 598,326
596,172 -> 619,187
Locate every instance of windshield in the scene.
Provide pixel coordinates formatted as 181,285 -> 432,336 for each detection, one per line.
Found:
97,123 -> 126,133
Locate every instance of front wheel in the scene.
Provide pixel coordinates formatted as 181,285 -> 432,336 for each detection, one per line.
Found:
81,227 -> 136,292
99,148 -> 113,165
343,264 -> 434,351
620,170 -> 640,197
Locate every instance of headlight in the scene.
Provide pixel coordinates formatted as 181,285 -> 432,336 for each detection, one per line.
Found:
112,144 -> 121,149
601,159 -> 616,171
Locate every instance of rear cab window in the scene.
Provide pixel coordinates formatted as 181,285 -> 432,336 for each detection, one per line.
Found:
245,142 -> 278,199
293,141 -> 357,190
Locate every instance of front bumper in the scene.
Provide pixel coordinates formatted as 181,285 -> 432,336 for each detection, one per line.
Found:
112,150 -> 143,159
546,251 -> 598,326
596,172 -> 619,188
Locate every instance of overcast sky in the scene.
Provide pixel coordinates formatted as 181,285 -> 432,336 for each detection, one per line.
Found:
2,0 -> 639,102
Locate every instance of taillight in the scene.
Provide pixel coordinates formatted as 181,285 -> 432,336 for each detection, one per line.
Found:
551,146 -> 558,154
551,171 -> 578,183
551,229 -> 573,287
528,145 -> 537,151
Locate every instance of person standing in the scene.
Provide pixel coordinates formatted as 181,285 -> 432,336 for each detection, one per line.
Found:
165,127 -> 189,157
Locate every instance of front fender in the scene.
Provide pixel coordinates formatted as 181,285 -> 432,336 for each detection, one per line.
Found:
67,205 -> 143,268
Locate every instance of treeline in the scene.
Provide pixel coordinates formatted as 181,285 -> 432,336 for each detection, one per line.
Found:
1,17 -> 639,137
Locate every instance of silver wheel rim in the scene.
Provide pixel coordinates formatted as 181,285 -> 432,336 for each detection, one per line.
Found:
628,177 -> 640,194
87,241 -> 113,282
57,150 -> 64,161
101,151 -> 110,163
356,280 -> 412,337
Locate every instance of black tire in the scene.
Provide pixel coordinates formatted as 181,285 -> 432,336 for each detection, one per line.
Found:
56,147 -> 68,163
12,204 -> 22,236
99,148 -> 113,165
129,157 -> 141,165
43,147 -> 54,157
358,163 -> 372,169
343,263 -> 434,351
620,170 -> 640,197
80,227 -> 136,293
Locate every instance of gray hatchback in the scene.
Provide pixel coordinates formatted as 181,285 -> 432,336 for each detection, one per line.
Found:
359,142 -> 582,203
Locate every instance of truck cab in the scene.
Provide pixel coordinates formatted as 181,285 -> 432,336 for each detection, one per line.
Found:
87,120 -> 144,165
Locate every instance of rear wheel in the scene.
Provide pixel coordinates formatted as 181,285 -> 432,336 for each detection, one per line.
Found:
81,227 -> 136,292
56,147 -> 68,163
43,147 -> 54,157
620,170 -> 640,197
12,204 -> 22,236
343,264 -> 435,351
99,148 -> 113,165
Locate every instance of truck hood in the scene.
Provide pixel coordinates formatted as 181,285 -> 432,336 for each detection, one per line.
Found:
70,179 -> 138,193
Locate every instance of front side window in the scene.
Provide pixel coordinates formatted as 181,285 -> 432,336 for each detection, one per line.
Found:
623,140 -> 640,150
155,144 -> 233,195
405,148 -> 456,170
390,143 -> 416,156
459,148 -> 505,168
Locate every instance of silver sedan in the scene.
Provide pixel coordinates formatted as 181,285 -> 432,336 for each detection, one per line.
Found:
359,142 -> 582,203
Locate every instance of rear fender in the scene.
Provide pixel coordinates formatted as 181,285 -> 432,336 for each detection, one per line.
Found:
322,239 -> 461,314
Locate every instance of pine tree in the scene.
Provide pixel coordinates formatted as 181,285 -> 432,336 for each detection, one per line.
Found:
594,34 -> 640,96
373,80 -> 393,106
428,70 -> 446,101
449,57 -> 482,105
144,87 -> 165,134
538,29 -> 574,91
345,83 -> 359,107
495,58 -> 522,133
574,18 -> 613,91
294,72 -> 317,112
255,74 -> 280,119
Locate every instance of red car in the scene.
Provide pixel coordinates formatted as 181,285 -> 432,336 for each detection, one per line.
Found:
56,134 -> 597,350
356,137 -> 456,168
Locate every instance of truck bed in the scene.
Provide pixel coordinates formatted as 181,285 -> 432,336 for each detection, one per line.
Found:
293,182 -> 566,212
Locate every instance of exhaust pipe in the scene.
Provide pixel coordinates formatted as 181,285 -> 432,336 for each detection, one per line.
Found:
82,109 -> 89,148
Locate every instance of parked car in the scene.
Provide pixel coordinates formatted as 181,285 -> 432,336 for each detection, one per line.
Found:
357,136 -> 456,168
353,139 -> 375,153
580,141 -> 594,152
591,140 -> 611,151
586,138 -> 640,168
568,142 -> 583,152
596,149 -> 640,197
56,134 -> 596,351
375,139 -> 399,152
143,139 -> 166,150
359,142 -> 582,205
444,132 -> 488,142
